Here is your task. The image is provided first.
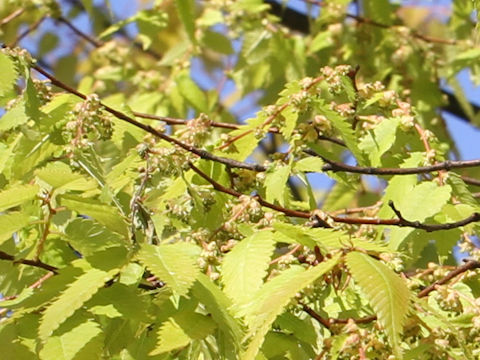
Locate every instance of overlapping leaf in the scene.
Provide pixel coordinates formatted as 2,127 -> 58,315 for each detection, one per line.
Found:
346,252 -> 410,358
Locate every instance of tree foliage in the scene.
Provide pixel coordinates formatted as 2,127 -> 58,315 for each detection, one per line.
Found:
1,0 -> 480,359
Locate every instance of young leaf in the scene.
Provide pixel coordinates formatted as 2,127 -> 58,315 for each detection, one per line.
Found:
191,274 -> 244,350
396,182 -> 452,222
221,231 -> 275,309
0,99 -> 29,131
0,184 -> 39,212
39,268 -> 118,341
346,252 -> 410,358
0,52 -> 18,97
241,254 -> 341,360
264,165 -> 290,206
39,312 -> 103,360
150,318 -> 191,355
137,243 -> 200,296
0,212 -> 30,245
59,194 -> 129,237
175,0 -> 196,43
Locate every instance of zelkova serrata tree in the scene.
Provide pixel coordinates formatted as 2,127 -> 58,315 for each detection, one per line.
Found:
1,0 -> 480,359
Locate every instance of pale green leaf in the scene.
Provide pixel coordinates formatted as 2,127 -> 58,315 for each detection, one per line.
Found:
64,218 -> 125,256
35,162 -> 96,191
0,100 -> 28,131
265,165 -> 290,206
0,52 -> 17,97
0,212 -> 30,245
176,72 -> 208,112
322,181 -> 357,212
346,252 -> 410,358
309,31 -> 333,53
0,184 -> 39,212
39,313 -> 103,360
241,255 -> 341,360
191,274 -> 243,350
221,231 -> 275,308
397,182 -> 452,222
175,0 -> 196,43
280,105 -> 298,139
138,243 -> 200,296
293,157 -> 324,172
359,118 -> 400,166
60,194 -> 128,237
202,30 -> 233,54
150,319 -> 191,355
39,268 -> 117,341
316,100 -> 365,163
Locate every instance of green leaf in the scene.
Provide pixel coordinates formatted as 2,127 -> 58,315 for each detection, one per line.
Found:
136,10 -> 169,50
191,274 -> 243,351
0,52 -> 17,97
39,268 -> 117,341
264,165 -> 290,206
150,318 -> 191,355
60,194 -> 128,237
86,283 -> 149,321
346,252 -> 410,358
0,100 -> 29,131
0,212 -> 30,245
359,118 -> 400,166
39,312 -> 103,360
241,255 -> 341,360
309,31 -> 333,53
316,100 -> 365,163
175,0 -> 196,43
138,243 -> 200,296
176,71 -> 208,113
202,30 -> 233,54
64,218 -> 126,256
0,184 -> 39,212
35,162 -> 96,191
221,231 -> 275,309
293,157 -> 324,172
396,182 -> 452,222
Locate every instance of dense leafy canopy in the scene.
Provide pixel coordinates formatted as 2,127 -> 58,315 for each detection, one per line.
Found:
1,0 -> 480,359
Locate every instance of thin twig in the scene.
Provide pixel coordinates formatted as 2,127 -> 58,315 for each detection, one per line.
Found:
57,16 -> 103,47
29,62 -> 268,172
0,8 -> 25,26
388,200 -> 480,232
9,16 -> 45,47
269,244 -> 302,265
317,152 -> 480,175
461,176 -> 480,187
418,260 -> 480,298
301,0 -> 456,45
190,161 -> 480,231
0,250 -> 58,273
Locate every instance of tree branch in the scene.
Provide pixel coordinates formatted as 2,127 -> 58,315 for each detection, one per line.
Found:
418,260 -> 480,298
29,62 -> 267,172
189,161 -> 480,231
0,250 -> 58,273
316,152 -> 480,175
388,200 -> 480,232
